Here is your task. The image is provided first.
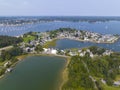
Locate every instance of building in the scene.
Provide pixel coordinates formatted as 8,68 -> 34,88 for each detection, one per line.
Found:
51,49 -> 57,54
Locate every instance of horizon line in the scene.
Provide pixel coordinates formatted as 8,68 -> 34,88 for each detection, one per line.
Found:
0,15 -> 120,17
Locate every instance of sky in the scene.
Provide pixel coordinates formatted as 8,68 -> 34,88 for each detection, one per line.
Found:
0,0 -> 120,16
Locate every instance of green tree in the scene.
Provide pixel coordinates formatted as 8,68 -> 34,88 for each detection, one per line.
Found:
35,44 -> 44,52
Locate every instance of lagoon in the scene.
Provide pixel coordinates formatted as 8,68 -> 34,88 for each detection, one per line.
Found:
0,56 -> 66,90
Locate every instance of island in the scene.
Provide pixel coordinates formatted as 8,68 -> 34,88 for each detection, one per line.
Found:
0,28 -> 120,90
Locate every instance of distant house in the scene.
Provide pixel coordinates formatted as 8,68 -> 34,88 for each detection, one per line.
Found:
103,50 -> 112,56
90,52 -> 94,58
69,51 -> 77,56
78,49 -> 82,53
80,52 -> 85,57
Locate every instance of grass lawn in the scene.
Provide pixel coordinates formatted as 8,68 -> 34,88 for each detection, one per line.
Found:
103,84 -> 120,90
23,35 -> 36,43
0,61 -> 6,66
115,75 -> 120,81
43,39 -> 57,48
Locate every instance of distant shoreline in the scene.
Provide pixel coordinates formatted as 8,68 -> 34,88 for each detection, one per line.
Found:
58,37 -> 119,44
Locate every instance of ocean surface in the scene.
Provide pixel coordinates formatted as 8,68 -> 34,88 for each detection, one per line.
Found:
0,16 -> 120,36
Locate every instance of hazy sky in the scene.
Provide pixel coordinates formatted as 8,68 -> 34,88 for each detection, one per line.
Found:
0,0 -> 120,16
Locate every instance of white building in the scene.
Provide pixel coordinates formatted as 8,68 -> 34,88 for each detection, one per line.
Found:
51,49 -> 57,54
43,48 -> 48,52
114,81 -> 120,86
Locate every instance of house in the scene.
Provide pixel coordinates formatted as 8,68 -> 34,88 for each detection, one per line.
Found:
24,47 -> 31,52
30,47 -> 35,53
43,48 -> 48,52
24,47 -> 35,53
90,52 -> 94,58
101,79 -> 106,84
114,81 -> 120,86
4,61 -> 11,67
5,68 -> 13,73
69,51 -> 77,56
78,49 -> 82,53
51,49 -> 57,54
80,52 -> 85,57
103,50 -> 112,56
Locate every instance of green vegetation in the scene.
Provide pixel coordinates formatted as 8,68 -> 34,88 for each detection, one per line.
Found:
48,28 -> 76,39
23,32 -> 38,43
43,39 -> 57,48
62,56 -> 94,90
0,47 -> 23,62
0,46 -> 24,77
62,53 -> 120,90
89,46 -> 106,55
35,44 -> 44,53
23,35 -> 36,43
103,84 -> 120,90
0,36 -> 23,48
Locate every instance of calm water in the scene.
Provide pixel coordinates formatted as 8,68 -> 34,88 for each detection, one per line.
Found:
0,56 -> 66,90
55,39 -> 120,52
1,21 -> 120,36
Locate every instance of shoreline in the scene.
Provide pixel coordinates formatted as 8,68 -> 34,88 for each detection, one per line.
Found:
59,56 -> 70,90
58,37 -> 119,44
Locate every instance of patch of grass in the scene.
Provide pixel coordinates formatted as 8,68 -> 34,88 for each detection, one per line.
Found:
115,75 -> 120,81
43,39 -> 57,48
103,84 -> 120,90
0,61 -> 6,66
23,35 -> 36,43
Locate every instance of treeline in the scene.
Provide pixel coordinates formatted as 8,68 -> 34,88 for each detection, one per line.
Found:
62,53 -> 120,90
0,36 -> 23,48
0,47 -> 23,62
0,46 -> 23,76
89,46 -> 106,55
63,56 -> 95,90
